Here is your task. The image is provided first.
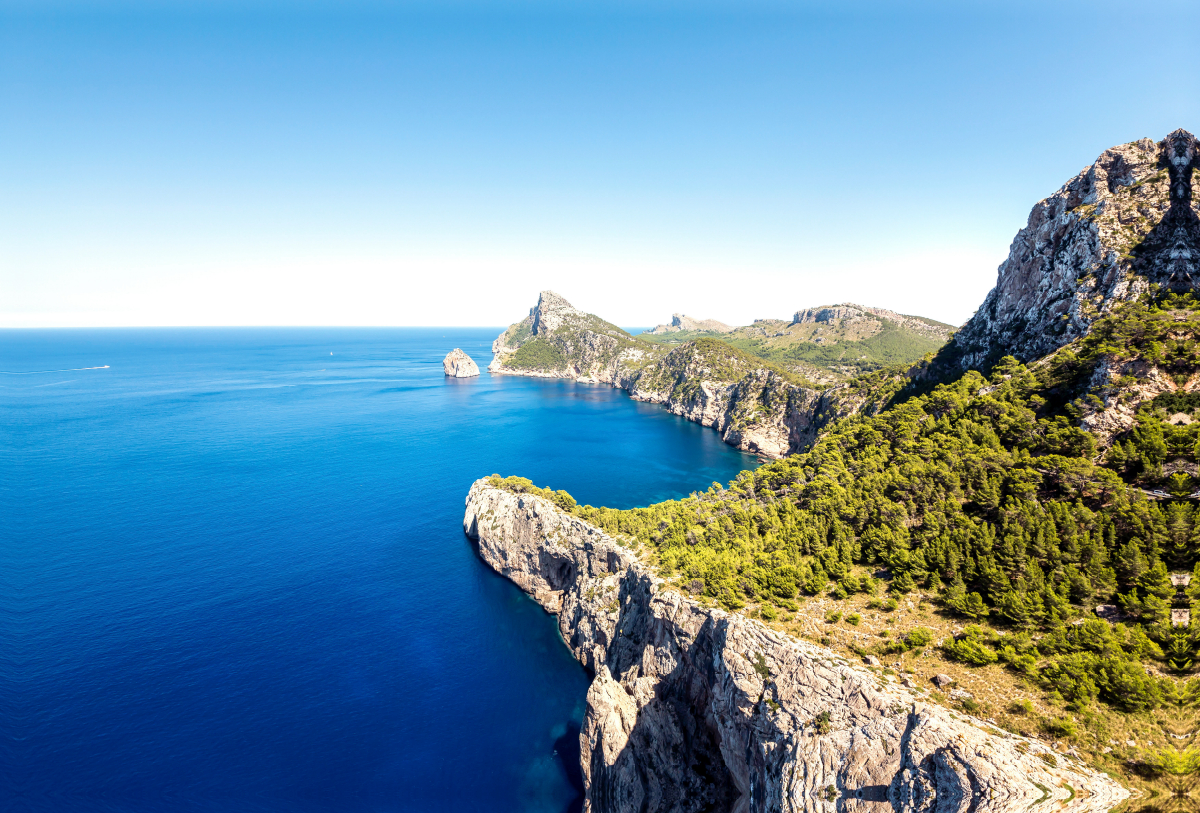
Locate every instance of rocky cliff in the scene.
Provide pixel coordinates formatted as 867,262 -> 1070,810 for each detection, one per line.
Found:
463,481 -> 1129,813
620,338 -> 888,458
941,128 -> 1200,374
791,305 -> 951,344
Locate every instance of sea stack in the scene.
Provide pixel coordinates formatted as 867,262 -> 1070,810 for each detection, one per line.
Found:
442,349 -> 479,378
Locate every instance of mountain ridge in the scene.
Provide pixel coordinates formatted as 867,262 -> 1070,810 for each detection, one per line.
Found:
936,128 -> 1199,376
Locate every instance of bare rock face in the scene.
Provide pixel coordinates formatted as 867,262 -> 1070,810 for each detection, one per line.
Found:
649,313 -> 735,334
620,342 -> 824,458
442,348 -> 480,378
463,481 -> 1129,813
942,129 -> 1200,374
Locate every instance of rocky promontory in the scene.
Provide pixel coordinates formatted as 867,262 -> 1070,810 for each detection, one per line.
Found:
463,480 -> 1129,813
442,348 -> 480,377
939,128 -> 1199,374
486,292 -> 906,458
488,291 -> 655,383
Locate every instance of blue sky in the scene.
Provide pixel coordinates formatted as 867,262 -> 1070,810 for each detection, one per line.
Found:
2,1 -> 1197,328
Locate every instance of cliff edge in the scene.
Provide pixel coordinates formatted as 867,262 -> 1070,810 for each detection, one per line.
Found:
463,480 -> 1129,813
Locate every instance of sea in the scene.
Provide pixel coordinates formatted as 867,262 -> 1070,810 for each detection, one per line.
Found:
1,328 -> 756,813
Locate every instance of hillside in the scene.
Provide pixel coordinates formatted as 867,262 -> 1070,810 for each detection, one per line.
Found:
489,292 -> 913,457
639,303 -> 954,381
474,129 -> 1200,808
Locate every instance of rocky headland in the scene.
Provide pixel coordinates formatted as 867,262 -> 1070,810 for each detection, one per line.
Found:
463,481 -> 1128,813
443,348 -> 480,377
459,129 -> 1200,813
486,292 -> 920,457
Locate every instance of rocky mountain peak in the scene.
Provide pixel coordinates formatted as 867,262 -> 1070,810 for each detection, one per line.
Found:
530,290 -> 582,334
939,128 -> 1200,373
793,304 -> 863,324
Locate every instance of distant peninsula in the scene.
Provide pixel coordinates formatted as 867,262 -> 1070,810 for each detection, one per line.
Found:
485,290 -> 949,457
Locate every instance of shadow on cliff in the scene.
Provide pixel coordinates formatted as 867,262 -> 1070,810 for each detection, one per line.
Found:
587,573 -> 795,813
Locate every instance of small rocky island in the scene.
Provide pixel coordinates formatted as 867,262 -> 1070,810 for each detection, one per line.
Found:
442,348 -> 479,378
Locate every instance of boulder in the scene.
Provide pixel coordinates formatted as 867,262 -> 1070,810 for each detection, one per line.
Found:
443,348 -> 479,378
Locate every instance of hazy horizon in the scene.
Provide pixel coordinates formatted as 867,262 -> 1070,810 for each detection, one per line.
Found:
4,0 -> 1198,329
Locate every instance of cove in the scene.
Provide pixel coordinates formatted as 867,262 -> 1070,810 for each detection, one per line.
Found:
1,327 -> 756,813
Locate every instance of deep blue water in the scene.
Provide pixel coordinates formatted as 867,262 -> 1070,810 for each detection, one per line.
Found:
1,328 -> 755,813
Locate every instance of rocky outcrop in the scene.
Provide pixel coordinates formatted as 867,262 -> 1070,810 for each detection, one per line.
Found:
618,339 -> 887,457
442,348 -> 480,378
620,340 -> 823,457
463,481 -> 1129,813
649,314 -> 735,334
792,305 -> 951,343
941,129 -> 1200,374
488,290 -> 655,383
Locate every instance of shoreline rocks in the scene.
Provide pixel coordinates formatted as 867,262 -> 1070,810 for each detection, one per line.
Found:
443,348 -> 480,378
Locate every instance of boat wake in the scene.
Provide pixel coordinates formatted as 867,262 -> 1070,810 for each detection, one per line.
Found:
0,365 -> 110,374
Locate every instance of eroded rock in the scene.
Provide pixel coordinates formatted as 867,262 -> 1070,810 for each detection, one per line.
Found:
442,348 -> 480,378
463,481 -> 1128,813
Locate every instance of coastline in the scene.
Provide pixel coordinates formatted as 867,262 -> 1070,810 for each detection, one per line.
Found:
463,478 -> 1130,813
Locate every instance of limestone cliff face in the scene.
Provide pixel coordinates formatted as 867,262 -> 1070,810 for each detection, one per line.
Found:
944,129 -> 1199,373
442,348 -> 480,378
792,305 -> 951,343
619,340 -> 823,458
463,481 -> 1128,813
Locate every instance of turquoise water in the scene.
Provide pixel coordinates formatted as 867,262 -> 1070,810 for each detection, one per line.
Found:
2,328 -> 755,812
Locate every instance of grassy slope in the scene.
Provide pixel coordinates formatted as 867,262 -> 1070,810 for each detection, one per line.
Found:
639,316 -> 953,380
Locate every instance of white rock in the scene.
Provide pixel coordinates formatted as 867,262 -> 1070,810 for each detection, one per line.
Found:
442,348 -> 479,378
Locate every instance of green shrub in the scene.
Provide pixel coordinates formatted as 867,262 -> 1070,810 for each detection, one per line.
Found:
941,627 -> 999,666
1008,699 -> 1034,715
503,338 -> 567,371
